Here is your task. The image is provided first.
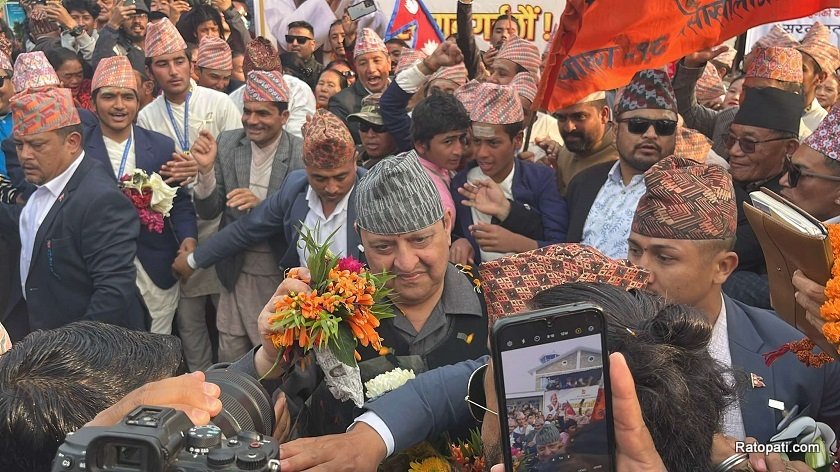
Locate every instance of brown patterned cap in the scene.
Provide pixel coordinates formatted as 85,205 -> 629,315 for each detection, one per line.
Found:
479,244 -> 651,326
244,37 -> 281,76
754,24 -> 799,49
394,49 -> 427,76
798,22 -> 840,75
615,69 -> 678,117
674,126 -> 711,163
302,109 -> 356,168
631,156 -> 737,241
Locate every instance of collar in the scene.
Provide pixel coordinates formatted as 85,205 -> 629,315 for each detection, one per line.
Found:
438,264 -> 484,317
42,151 -> 85,197
305,184 -> 354,220
804,97 -> 824,115
606,160 -> 644,186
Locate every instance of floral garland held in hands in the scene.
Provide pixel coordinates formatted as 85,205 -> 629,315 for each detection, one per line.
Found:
264,225 -> 395,406
119,169 -> 177,234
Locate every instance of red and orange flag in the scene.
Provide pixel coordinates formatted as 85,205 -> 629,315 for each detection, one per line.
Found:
535,0 -> 840,112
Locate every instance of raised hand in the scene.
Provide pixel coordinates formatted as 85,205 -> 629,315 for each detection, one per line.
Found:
190,129 -> 218,175
458,178 -> 511,221
683,46 -> 729,68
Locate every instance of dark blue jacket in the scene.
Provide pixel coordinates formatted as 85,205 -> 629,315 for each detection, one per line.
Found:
451,158 -> 568,263
83,123 -> 198,289
193,168 -> 366,273
379,78 -> 414,153
0,156 -> 147,336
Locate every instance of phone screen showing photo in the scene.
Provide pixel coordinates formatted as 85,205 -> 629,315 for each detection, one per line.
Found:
497,313 -> 613,472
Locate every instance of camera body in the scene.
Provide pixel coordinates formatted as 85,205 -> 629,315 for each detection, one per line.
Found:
52,406 -> 280,472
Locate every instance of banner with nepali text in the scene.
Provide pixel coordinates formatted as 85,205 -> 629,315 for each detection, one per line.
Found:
535,0 -> 840,112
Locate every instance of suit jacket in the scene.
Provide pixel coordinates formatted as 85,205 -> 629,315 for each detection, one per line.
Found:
451,159 -> 568,262
193,168 -> 366,274
83,123 -> 198,289
328,80 -> 369,144
0,156 -> 147,335
194,129 -> 304,290
565,161 -> 613,242
726,295 -> 840,442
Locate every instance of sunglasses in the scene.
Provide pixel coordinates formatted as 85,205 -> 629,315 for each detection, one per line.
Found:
465,364 -> 498,422
340,70 -> 356,79
725,135 -> 789,154
286,35 -> 312,45
617,118 -> 678,136
358,122 -> 387,133
785,156 -> 840,188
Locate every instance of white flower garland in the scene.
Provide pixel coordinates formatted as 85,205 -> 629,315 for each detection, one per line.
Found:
364,368 -> 416,400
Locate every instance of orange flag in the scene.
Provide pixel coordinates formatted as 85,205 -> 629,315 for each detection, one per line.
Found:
535,0 -> 840,112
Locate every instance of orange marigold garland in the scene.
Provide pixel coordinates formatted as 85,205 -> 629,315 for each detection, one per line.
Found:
264,225 -> 394,405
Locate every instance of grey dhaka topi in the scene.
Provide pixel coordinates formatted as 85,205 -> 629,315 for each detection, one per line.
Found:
354,153 -> 444,235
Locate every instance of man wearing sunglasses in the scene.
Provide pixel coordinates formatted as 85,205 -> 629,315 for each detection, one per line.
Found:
282,21 -> 323,91
347,94 -> 397,169
565,69 -> 678,260
723,86 -> 803,308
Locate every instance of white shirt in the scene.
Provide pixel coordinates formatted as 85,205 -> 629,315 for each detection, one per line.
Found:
296,186 -> 352,267
802,98 -> 828,138
103,129 -> 136,178
229,74 -> 316,139
707,293 -> 747,440
19,153 -> 86,296
466,165 -> 515,262
138,82 -> 242,149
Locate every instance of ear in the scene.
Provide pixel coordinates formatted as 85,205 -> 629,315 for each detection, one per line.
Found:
443,208 -> 454,236
513,129 -> 524,150
600,106 -> 610,124
818,70 -> 829,85
281,109 -> 290,124
785,139 -> 800,157
415,139 -> 428,157
713,251 -> 739,285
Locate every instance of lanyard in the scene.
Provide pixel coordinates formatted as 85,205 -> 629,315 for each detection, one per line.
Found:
165,92 -> 191,153
117,131 -> 133,178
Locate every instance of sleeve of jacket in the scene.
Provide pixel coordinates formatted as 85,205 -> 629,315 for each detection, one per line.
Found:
80,189 -> 142,324
91,25 -> 120,71
672,60 -> 720,139
456,1 -> 482,80
154,135 -> 198,241
364,356 -> 487,454
192,182 -> 292,268
533,167 -> 569,245
494,201 -> 544,241
380,80 -> 415,153
194,133 -> 230,220
223,7 -> 251,54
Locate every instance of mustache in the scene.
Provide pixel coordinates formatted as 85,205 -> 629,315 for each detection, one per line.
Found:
561,131 -> 585,140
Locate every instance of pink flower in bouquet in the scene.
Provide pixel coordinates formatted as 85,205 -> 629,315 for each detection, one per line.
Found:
138,208 -> 165,233
337,256 -> 365,273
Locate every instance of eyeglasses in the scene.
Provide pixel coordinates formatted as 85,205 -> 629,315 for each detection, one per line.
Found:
358,122 -> 387,133
617,118 -> 678,136
0,76 -> 10,88
785,156 -> 840,187
339,70 -> 356,79
725,134 -> 789,154
465,364 -> 498,422
286,35 -> 313,45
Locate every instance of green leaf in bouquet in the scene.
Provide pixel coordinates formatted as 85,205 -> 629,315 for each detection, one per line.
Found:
330,322 -> 358,367
805,437 -> 829,470
296,223 -> 341,289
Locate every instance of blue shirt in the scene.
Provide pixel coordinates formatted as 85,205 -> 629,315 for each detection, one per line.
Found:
581,161 -> 646,259
0,114 -> 12,175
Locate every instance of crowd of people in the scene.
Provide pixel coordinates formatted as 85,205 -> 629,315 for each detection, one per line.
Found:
1,0 -> 840,470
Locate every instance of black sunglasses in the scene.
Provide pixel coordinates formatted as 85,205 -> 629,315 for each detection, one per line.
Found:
358,122 -> 387,133
340,70 -> 356,79
726,135 -> 789,154
617,118 -> 678,136
286,35 -> 312,45
785,156 -> 840,188
465,364 -> 498,422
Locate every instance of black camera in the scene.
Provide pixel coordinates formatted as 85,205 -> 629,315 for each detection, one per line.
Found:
52,369 -> 279,471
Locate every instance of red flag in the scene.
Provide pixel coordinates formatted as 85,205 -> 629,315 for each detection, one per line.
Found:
535,0 -> 840,111
385,0 -> 445,51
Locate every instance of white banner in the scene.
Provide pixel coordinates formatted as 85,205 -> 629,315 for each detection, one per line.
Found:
261,0 -> 564,54
745,8 -> 840,53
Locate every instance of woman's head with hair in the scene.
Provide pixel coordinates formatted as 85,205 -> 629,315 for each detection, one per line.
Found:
528,283 -> 742,472
0,321 -> 184,472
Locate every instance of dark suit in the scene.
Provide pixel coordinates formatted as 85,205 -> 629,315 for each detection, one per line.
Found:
363,295 -> 840,451
565,161 -> 613,242
0,155 -> 147,340
193,168 -> 366,273
194,129 -> 304,290
451,159 -> 568,263
328,81 -> 369,144
83,123 -> 198,289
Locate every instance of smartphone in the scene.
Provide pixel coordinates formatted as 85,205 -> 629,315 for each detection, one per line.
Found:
123,0 -> 136,7
491,303 -> 615,472
347,0 -> 376,21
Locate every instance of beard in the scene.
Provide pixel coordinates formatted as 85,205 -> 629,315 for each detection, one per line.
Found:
562,131 -> 595,154
622,142 -> 665,172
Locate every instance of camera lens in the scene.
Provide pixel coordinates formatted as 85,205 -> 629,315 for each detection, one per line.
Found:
204,369 -> 275,437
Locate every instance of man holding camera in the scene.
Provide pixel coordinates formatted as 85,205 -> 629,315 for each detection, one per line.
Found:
92,0 -> 148,72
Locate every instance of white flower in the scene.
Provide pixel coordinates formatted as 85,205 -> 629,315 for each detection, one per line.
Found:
364,368 -> 416,400
147,172 -> 177,216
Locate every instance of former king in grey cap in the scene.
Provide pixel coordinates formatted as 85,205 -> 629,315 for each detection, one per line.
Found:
354,154 -> 444,235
